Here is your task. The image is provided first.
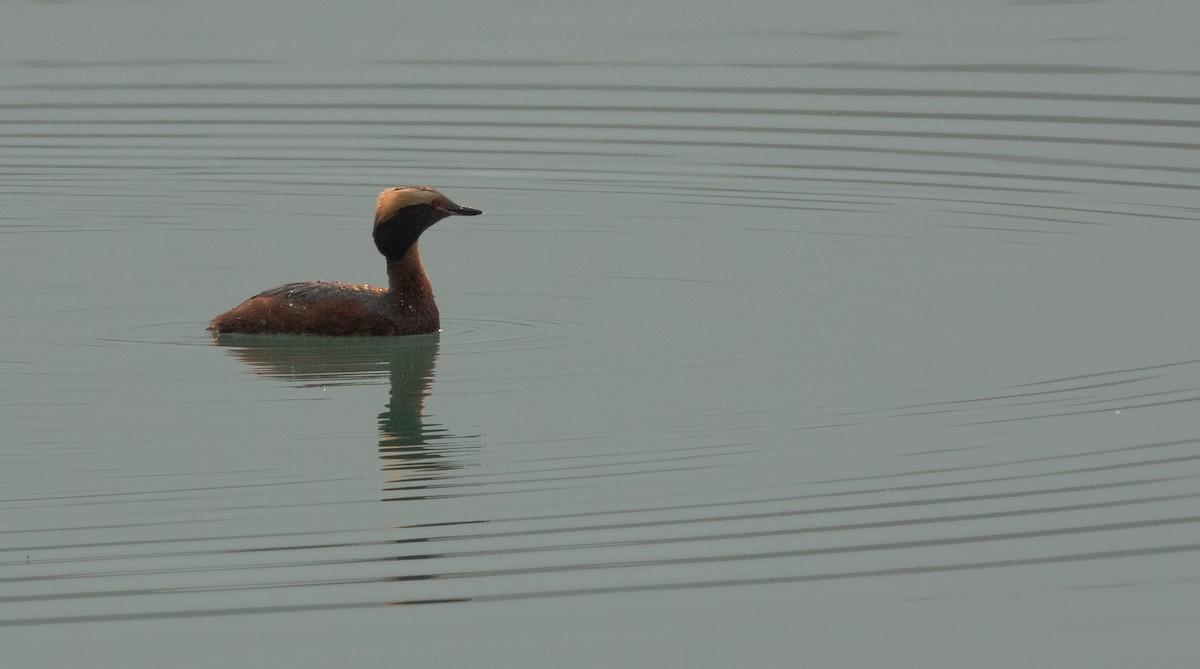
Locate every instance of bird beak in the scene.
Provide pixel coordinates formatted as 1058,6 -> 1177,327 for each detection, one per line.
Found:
443,202 -> 483,216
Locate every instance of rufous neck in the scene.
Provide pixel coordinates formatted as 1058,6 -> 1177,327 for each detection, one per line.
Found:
386,244 -> 434,299
385,243 -> 440,334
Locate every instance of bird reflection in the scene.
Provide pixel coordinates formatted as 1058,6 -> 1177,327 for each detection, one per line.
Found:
211,333 -> 472,487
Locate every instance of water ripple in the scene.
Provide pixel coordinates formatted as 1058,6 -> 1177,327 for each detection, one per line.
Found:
6,38 -> 1200,652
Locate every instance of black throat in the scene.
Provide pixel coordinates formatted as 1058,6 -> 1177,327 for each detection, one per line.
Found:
373,203 -> 443,260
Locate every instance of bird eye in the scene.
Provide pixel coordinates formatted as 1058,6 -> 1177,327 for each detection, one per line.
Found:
431,199 -> 446,209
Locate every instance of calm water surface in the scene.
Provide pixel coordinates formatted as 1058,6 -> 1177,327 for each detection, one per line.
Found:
4,0 -> 1200,666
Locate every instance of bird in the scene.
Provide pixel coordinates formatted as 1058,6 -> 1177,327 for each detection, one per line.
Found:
208,186 -> 482,336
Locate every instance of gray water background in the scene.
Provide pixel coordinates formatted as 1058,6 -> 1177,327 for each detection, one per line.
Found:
3,0 -> 1200,666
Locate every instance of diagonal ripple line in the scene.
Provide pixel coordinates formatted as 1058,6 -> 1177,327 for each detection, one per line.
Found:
5,504 -> 1196,589
2,542 -> 1197,627
454,542 -> 1200,604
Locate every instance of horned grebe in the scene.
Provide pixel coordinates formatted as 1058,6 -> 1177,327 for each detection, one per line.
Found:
208,186 -> 482,336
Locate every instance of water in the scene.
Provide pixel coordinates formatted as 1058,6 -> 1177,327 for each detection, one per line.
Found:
4,0 -> 1200,666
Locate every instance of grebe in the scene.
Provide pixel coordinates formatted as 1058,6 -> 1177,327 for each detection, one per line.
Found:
208,186 -> 482,336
